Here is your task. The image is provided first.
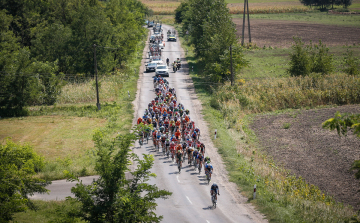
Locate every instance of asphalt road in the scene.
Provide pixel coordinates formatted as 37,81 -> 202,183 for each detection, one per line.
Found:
32,24 -> 265,223
133,24 -> 258,223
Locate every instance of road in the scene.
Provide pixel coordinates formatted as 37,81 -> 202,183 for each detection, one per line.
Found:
32,24 -> 266,223
132,24 -> 265,223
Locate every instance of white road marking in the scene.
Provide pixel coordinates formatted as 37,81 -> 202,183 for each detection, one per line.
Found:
186,196 -> 192,204
176,175 -> 180,183
206,220 -> 210,223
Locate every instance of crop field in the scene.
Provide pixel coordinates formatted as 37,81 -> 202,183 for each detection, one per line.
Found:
142,0 -> 308,14
233,16 -> 360,48
250,105 -> 360,210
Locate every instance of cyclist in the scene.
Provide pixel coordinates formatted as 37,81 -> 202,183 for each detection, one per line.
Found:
174,129 -> 181,141
205,161 -> 213,180
187,146 -> 194,164
197,151 -> 204,170
137,117 -> 142,124
194,127 -> 200,140
176,150 -> 183,170
210,182 -> 220,201
204,156 -> 211,164
165,138 -> 170,155
192,148 -> 199,166
200,142 -> 205,156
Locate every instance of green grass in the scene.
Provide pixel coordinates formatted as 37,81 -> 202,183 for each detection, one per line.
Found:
12,200 -> 84,223
232,12 -> 360,27
241,45 -> 360,79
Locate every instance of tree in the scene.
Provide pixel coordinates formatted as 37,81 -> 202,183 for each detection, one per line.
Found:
175,2 -> 189,24
322,112 -> 360,181
0,139 -> 50,222
343,50 -> 360,76
288,37 -> 312,77
310,40 -> 334,75
288,37 -> 334,76
299,0 -> 352,9
68,131 -> 171,223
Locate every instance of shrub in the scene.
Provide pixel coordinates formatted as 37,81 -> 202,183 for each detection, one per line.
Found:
288,37 -> 311,77
288,38 -> 334,76
343,50 -> 360,76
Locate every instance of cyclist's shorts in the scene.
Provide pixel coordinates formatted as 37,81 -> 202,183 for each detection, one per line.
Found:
157,135 -> 161,139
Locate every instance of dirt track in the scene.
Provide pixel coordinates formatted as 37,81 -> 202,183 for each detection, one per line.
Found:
234,19 -> 360,48
250,105 -> 360,210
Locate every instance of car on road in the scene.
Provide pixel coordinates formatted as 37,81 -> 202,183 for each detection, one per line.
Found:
147,21 -> 154,27
155,64 -> 169,77
151,56 -> 163,65
168,35 -> 176,42
145,62 -> 157,72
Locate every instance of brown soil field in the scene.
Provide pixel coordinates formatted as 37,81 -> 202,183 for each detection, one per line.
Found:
250,105 -> 360,210
234,18 -> 360,48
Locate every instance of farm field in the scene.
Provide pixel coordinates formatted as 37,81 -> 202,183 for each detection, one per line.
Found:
250,105 -> 360,210
0,116 -> 105,160
233,17 -> 360,48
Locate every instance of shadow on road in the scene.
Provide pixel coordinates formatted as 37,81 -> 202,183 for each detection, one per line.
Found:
202,206 -> 213,210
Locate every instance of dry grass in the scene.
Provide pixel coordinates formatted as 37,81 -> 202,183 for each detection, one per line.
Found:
0,116 -> 106,160
142,0 -> 308,14
57,75 -> 125,104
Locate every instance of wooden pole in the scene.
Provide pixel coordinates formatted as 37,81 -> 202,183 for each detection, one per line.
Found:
247,0 -> 251,43
241,0 -> 246,46
93,44 -> 101,110
230,45 -> 233,86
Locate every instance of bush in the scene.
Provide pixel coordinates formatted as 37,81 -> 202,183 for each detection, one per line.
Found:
343,50 -> 360,76
288,37 -> 311,77
288,38 -> 334,76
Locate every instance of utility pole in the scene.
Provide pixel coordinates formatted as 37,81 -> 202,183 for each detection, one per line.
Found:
230,45 -> 234,86
241,0 -> 251,46
241,0 -> 246,46
247,0 -> 251,43
93,44 -> 101,110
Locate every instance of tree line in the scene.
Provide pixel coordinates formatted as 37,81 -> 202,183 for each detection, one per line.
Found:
175,0 -> 247,83
300,0 -> 353,9
0,0 -> 150,116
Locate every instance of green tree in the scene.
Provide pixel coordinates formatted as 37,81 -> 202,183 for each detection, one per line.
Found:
288,38 -> 334,76
175,2 -> 189,24
288,37 -> 311,77
0,139 -> 50,222
310,40 -> 334,74
343,50 -> 360,76
69,131 -> 171,223
322,112 -> 360,182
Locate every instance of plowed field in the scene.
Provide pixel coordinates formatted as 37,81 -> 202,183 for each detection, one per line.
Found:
250,105 -> 360,210
234,19 -> 360,48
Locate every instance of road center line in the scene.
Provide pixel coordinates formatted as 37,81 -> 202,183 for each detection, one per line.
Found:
186,196 -> 192,204
176,175 -> 180,183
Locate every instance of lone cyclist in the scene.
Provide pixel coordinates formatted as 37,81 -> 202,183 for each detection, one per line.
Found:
210,182 -> 220,201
